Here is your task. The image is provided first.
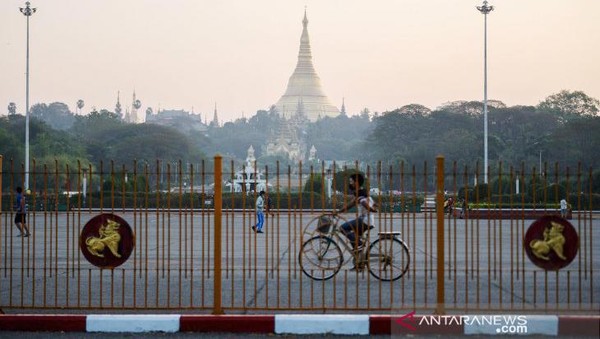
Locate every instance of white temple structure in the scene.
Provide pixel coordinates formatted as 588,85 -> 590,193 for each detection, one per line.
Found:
273,10 -> 339,121
226,145 -> 269,194
265,114 -> 305,162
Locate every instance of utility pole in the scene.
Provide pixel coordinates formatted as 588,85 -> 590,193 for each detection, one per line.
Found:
20,1 -> 36,189
477,0 -> 493,184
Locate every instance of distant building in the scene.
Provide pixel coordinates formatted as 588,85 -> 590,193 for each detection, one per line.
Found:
265,113 -> 305,162
114,90 -> 142,123
130,90 -> 141,123
265,10 -> 341,163
145,109 -> 207,134
226,145 -> 270,194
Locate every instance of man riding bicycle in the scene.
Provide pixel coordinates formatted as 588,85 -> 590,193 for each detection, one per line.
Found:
334,173 -> 377,255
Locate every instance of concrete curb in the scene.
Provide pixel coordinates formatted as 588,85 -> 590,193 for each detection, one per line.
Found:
275,314 -> 370,335
0,314 -> 598,336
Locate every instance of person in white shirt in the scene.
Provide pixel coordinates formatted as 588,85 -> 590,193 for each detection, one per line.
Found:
252,191 -> 266,233
560,198 -> 568,218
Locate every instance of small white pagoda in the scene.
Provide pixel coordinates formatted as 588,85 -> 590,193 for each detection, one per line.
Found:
226,145 -> 269,194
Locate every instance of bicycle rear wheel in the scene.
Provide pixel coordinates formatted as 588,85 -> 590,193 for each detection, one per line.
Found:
367,237 -> 410,281
299,235 -> 343,281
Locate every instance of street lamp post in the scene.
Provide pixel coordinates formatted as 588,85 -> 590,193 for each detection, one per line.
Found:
20,1 -> 36,190
477,0 -> 493,184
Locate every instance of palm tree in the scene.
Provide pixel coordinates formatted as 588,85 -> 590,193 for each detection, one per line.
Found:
8,102 -> 17,115
77,99 -> 85,114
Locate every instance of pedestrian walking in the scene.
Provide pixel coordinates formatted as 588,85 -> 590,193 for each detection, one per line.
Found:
252,190 -> 267,233
560,198 -> 568,218
460,197 -> 468,219
14,187 -> 31,237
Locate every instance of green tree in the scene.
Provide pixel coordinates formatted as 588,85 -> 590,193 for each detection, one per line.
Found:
31,154 -> 89,193
305,113 -> 372,161
205,111 -> 279,160
367,109 -> 433,162
0,115 -> 24,163
71,109 -> 123,138
303,173 -> 324,194
490,106 -> 559,165
30,102 -> 76,130
537,90 -> 600,123
547,116 -> 600,168
101,124 -> 206,165
397,104 -> 432,117
437,100 -> 506,116
0,114 -> 86,178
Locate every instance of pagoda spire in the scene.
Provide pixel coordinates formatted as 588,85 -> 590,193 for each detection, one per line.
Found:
211,102 -> 219,127
273,9 -> 339,121
115,91 -> 123,118
297,9 -> 316,76
131,90 -> 139,123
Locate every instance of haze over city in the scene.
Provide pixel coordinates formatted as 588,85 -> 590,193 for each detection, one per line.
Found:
1,0 -> 599,123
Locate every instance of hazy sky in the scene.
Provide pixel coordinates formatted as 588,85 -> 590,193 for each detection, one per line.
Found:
1,0 -> 599,123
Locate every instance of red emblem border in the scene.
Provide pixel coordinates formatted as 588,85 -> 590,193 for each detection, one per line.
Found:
79,213 -> 135,269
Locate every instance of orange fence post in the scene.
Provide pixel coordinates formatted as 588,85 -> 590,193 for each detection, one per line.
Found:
213,154 -> 223,314
435,155 -> 445,314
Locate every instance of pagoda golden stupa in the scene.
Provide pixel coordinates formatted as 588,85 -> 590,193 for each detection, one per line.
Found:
273,10 -> 339,122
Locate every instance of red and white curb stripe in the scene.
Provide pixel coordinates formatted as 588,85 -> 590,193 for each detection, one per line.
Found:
0,314 -> 598,336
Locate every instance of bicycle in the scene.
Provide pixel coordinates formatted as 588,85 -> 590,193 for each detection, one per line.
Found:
298,213 -> 411,281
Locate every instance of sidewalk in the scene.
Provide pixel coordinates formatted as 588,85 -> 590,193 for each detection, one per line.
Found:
1,314 -> 598,336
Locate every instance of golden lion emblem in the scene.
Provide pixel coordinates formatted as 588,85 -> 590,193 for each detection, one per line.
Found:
529,221 -> 567,261
85,219 -> 122,258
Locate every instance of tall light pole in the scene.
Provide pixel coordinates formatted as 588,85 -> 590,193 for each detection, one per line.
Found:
20,1 -> 36,190
477,0 -> 493,184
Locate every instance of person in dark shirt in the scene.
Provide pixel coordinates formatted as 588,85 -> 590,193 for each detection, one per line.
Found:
14,187 -> 31,237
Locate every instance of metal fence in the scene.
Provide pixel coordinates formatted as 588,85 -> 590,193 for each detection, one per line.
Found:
0,155 -> 597,313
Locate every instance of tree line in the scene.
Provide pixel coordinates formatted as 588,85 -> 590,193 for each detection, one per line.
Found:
1,90 -> 599,188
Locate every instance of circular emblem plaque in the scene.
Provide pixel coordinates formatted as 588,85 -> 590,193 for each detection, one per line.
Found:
524,215 -> 578,270
79,213 -> 135,268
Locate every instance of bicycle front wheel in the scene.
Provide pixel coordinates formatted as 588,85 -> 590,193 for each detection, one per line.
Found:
299,235 -> 343,281
367,237 -> 410,281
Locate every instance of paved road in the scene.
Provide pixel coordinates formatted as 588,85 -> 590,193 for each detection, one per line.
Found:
1,211 -> 598,314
